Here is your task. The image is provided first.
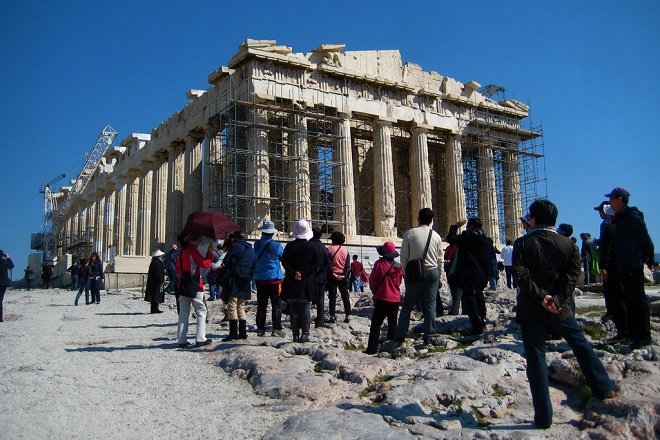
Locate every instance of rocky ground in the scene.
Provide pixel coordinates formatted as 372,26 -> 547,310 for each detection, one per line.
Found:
1,282 -> 659,439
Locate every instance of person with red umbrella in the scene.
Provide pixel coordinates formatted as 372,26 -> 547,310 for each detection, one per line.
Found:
176,234 -> 215,348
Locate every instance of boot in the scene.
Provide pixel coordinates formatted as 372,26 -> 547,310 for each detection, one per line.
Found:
238,320 -> 248,339
299,321 -> 311,343
222,320 -> 239,342
291,320 -> 300,342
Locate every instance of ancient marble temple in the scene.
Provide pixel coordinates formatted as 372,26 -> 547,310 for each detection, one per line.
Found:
53,39 -> 543,266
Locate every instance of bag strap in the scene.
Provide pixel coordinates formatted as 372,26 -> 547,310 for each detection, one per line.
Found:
330,245 -> 342,263
421,229 -> 433,261
255,240 -> 273,264
374,261 -> 394,296
228,242 -> 251,268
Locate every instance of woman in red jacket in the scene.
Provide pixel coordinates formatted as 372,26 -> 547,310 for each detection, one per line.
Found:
364,242 -> 403,355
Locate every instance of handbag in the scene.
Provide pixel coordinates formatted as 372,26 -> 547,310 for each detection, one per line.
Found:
405,230 -> 433,283
175,253 -> 200,298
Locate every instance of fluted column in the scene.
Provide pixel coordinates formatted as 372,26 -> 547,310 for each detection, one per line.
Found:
246,109 -> 270,232
373,119 -> 397,237
410,125 -> 433,224
288,113 -> 311,225
477,147 -> 500,243
333,113 -> 356,236
503,149 -> 523,240
203,128 -> 222,211
137,166 -> 153,256
124,172 -> 140,255
103,191 -> 115,261
93,199 -> 104,255
77,206 -> 86,247
71,209 -> 79,249
166,144 -> 185,244
152,152 -> 169,250
114,182 -> 127,257
444,134 -> 467,224
84,204 -> 94,247
183,135 -> 203,220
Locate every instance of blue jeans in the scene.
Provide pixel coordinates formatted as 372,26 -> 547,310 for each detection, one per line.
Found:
75,278 -> 90,304
352,277 -> 361,293
520,317 -> 613,428
71,274 -> 79,291
396,268 -> 439,339
208,282 -> 219,300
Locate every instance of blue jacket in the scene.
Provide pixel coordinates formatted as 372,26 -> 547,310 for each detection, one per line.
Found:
253,236 -> 284,281
613,205 -> 654,273
223,240 -> 256,300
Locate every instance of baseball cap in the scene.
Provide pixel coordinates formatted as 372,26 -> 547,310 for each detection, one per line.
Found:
593,201 -> 609,211
604,187 -> 630,198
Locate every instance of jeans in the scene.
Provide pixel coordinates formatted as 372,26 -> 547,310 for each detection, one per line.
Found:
177,292 -> 208,343
256,282 -> 282,331
71,274 -> 79,291
352,277 -> 361,293
520,317 -> 613,428
327,276 -> 351,318
620,266 -> 651,342
366,300 -> 399,352
396,268 -> 439,339
75,278 -> 91,304
208,282 -> 219,300
504,266 -> 516,289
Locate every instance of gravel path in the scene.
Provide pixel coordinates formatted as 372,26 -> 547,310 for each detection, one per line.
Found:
0,288 -> 288,440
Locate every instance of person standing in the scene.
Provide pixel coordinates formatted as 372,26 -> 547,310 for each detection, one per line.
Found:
41,262 -> 53,289
0,250 -> 14,322
88,252 -> 104,304
580,233 -> 595,284
500,240 -> 516,289
254,220 -> 285,337
605,187 -> 655,349
446,217 -> 492,335
176,234 -> 214,348
326,231 -> 352,323
598,204 -> 627,342
443,243 -> 461,315
74,259 -> 92,306
309,227 -> 331,328
281,220 -> 318,342
364,242 -> 403,354
512,199 -> 614,429
68,261 -> 80,291
350,255 -> 367,293
165,244 -> 179,293
24,266 -> 34,291
145,249 -> 166,314
221,231 -> 256,342
395,208 -> 443,341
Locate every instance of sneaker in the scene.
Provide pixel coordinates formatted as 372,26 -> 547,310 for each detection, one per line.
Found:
271,329 -> 285,337
362,349 -> 378,355
630,338 -> 653,349
74,300 -> 78,306
326,316 -> 337,324
606,334 -> 627,344
256,329 -> 266,337
195,339 -> 213,348
178,342 -> 192,349
343,316 -> 350,323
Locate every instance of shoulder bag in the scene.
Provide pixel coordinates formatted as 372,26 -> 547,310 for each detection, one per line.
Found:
405,230 -> 432,283
175,252 -> 200,298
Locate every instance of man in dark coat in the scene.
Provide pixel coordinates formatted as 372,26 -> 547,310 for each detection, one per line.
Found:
145,249 -> 165,313
309,227 -> 331,328
606,187 -> 655,349
446,217 -> 492,335
513,199 -> 614,429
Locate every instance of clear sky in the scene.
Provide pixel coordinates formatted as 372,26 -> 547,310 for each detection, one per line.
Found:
1,1 -> 658,279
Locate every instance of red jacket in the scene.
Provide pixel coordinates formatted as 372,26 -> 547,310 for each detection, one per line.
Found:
368,258 -> 403,303
175,244 -> 213,291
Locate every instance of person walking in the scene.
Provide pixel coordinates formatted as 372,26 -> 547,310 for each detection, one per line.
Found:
24,266 -> 34,291
176,234 -> 214,348
364,242 -> 402,354
512,199 -> 615,429
326,231 -> 352,323
68,261 -> 80,291
221,231 -> 256,342
598,204 -> 627,342
253,220 -> 285,337
605,187 -> 655,349
145,249 -> 166,314
281,220 -> 318,342
395,208 -> 443,341
500,240 -> 515,289
443,243 -> 461,315
88,252 -> 104,304
0,250 -> 14,322
446,217 -> 492,336
74,259 -> 91,306
309,227 -> 331,328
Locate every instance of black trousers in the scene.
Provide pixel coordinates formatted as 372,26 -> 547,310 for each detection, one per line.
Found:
327,276 -> 351,317
504,266 -> 516,289
314,283 -> 326,325
366,300 -> 399,352
0,286 -> 6,321
256,282 -> 282,331
620,267 -> 650,342
602,272 -> 627,336
462,288 -> 486,333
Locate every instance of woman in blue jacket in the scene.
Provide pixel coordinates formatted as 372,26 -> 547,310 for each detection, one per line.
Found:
253,220 -> 284,337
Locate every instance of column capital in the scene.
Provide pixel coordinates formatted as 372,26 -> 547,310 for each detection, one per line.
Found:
412,123 -> 433,132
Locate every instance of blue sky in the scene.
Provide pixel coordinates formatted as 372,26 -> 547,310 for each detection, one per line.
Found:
1,1 -> 658,279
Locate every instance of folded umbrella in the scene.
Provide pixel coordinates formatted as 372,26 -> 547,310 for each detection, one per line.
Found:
179,211 -> 240,242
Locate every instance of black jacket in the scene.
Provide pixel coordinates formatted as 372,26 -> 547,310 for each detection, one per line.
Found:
513,228 -> 581,323
446,225 -> 492,291
281,239 -> 319,301
0,256 -> 14,287
145,257 -> 165,303
613,205 -> 654,274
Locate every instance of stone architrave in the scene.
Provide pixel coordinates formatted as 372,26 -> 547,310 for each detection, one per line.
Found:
333,113 -> 356,236
503,149 -> 523,241
137,166 -> 153,256
151,152 -> 168,250
444,134 -> 467,225
373,119 -> 397,237
410,125 -> 432,224
114,182 -> 127,257
477,147 -> 500,244
288,113 -> 311,226
183,135 -> 203,221
246,109 -> 270,233
125,172 -> 140,255
103,191 -> 115,261
166,144 -> 184,245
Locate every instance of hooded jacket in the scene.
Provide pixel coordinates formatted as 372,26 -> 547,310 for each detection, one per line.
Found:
446,224 -> 492,291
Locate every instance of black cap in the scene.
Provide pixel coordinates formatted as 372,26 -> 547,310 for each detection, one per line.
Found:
593,201 -> 609,211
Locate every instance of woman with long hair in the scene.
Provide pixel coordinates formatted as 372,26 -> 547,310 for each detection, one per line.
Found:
88,252 -> 104,304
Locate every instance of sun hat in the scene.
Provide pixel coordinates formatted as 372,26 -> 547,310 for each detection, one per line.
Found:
257,219 -> 278,234
292,219 -> 313,240
377,241 -> 399,258
152,249 -> 165,257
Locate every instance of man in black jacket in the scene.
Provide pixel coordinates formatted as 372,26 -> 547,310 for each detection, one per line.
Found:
513,199 -> 614,429
606,187 -> 655,349
309,227 -> 331,328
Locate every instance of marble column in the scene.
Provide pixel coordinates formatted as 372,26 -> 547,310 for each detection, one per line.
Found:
71,209 -> 79,249
288,113 -> 312,225
167,144 -> 185,245
114,182 -> 127,257
410,124 -> 433,225
477,147 -> 500,244
103,191 -> 115,262
93,198 -> 104,255
203,128 -> 223,211
125,172 -> 140,255
183,135 -> 203,220
246,109 -> 270,232
444,134 -> 467,225
372,119 -> 397,237
152,152 -> 169,250
137,166 -> 153,256
77,206 -> 86,247
333,113 -> 356,236
503,149 -> 523,241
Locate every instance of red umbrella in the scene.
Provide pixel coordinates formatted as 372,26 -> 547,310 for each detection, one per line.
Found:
179,211 -> 240,241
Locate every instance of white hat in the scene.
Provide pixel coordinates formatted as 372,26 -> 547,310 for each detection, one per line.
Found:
152,249 -> 165,258
257,219 -> 278,234
292,219 -> 313,240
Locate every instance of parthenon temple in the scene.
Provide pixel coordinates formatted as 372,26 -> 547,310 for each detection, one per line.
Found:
50,39 -> 545,270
